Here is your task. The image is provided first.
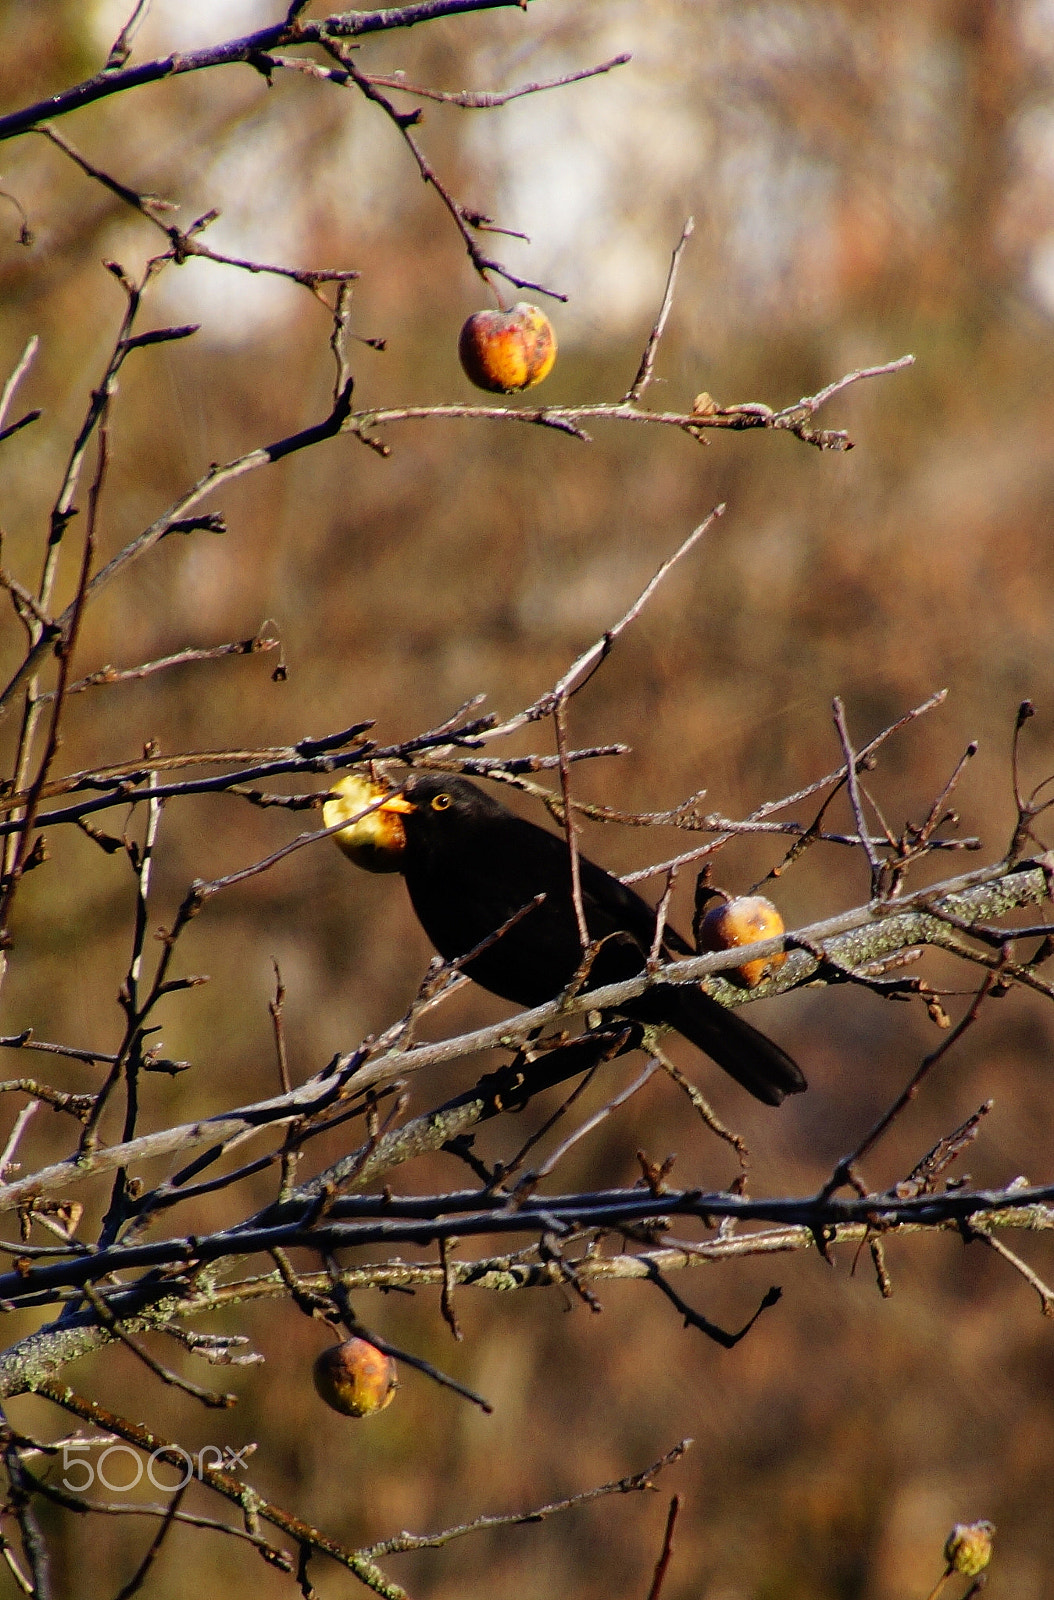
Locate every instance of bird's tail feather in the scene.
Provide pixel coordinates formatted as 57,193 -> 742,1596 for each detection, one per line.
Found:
628,984 -> 806,1106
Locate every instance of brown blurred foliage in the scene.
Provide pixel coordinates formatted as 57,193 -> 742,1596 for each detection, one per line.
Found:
1,1 -> 1054,1596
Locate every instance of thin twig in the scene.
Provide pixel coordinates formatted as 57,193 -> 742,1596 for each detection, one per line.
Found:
791,355 -> 916,415
648,867 -> 680,969
0,337 -> 39,432
356,53 -> 630,107
438,1234 -> 462,1340
553,696 -> 590,951
81,1285 -> 237,1408
0,363 -> 109,947
645,1496 -> 681,1600
270,963 -> 292,1096
495,1064 -> 607,1189
969,1227 -> 1054,1316
488,507 -> 724,740
358,1441 -> 691,1558
818,973 -> 997,1202
0,379 -> 357,717
624,219 -> 694,403
2,1439 -> 52,1600
513,1059 -> 658,1195
645,1267 -> 782,1348
649,1040 -> 749,1167
35,634 -> 279,701
320,36 -> 564,302
325,1263 -> 492,1413
111,1484 -> 189,1600
333,356 -> 915,453
0,1102 -> 39,1181
832,696 -> 883,895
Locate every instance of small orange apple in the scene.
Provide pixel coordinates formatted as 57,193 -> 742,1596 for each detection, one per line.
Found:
458,302 -> 557,393
698,895 -> 787,989
323,772 -> 413,873
313,1337 -> 398,1418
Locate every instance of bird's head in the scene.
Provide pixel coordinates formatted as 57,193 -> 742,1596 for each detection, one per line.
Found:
323,772 -> 499,871
400,773 -> 499,820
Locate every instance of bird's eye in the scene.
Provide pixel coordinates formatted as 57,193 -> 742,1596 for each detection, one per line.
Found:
431,792 -> 453,811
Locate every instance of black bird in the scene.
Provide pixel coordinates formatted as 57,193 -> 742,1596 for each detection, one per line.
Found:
325,772 -> 805,1106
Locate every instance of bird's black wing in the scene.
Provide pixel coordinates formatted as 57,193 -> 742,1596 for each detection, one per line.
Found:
402,796 -> 805,1105
402,811 -> 609,1007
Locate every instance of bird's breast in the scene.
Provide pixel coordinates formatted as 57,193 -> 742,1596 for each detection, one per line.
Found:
402,838 -> 651,1009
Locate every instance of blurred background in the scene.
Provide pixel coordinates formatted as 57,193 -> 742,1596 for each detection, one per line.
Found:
1,1 -> 1053,1595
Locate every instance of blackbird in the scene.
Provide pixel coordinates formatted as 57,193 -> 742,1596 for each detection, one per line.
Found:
325,772 -> 805,1106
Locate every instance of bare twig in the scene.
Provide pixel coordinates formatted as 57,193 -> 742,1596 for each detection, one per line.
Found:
2,1438 -> 52,1600
35,634 -> 279,701
513,1059 -> 658,1194
112,1484 -> 189,1600
40,123 -> 362,300
0,357 -> 109,949
81,1285 -> 237,1408
270,964 -> 292,1097
624,219 -> 694,403
358,1441 -> 691,1559
495,1064 -> 607,1189
0,380 -> 357,717
833,696 -> 884,896
105,0 -> 152,71
622,689 -> 951,886
324,1264 -> 493,1413
489,507 -> 723,738
0,1101 -> 39,1180
355,53 -> 630,108
0,1075 -> 97,1118
969,1227 -> 1054,1316
334,356 -> 915,454
897,1102 -> 993,1197
646,1267 -> 782,1347
438,1234 -> 462,1340
0,410 -> 42,448
818,974 -> 997,1202
0,337 -> 39,433
553,696 -> 590,951
649,1040 -> 749,1167
648,868 -> 680,969
645,1496 -> 681,1600
319,35 -> 565,302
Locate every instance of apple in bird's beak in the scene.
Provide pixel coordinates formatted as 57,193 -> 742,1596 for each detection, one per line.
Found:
323,772 -> 414,873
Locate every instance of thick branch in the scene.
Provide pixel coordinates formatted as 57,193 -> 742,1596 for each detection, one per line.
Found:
0,1180 -> 1052,1382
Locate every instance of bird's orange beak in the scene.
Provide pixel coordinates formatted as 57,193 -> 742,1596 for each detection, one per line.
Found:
377,791 -> 414,815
